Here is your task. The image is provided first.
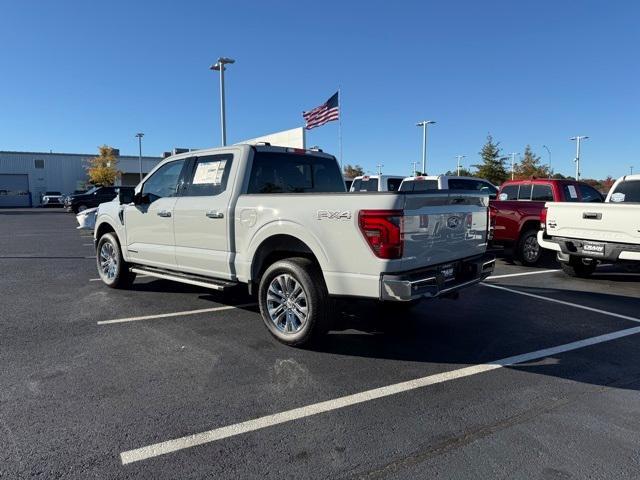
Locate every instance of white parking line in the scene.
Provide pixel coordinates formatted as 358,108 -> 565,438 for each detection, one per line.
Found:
83,243 -> 94,247
487,269 -> 559,280
482,283 -> 640,324
97,303 -> 257,325
120,323 -> 640,465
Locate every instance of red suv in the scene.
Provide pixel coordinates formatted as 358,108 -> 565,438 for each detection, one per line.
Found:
490,179 -> 604,266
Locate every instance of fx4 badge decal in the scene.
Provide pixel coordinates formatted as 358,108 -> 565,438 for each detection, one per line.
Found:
317,210 -> 352,221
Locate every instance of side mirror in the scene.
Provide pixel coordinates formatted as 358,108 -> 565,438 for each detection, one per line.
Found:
119,189 -> 135,204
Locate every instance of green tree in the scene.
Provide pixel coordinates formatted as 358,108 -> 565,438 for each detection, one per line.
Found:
343,164 -> 365,178
445,168 -> 474,177
473,134 -> 508,185
86,145 -> 120,186
513,145 -> 551,179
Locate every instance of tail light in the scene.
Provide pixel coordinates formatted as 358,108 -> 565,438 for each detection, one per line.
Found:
540,207 -> 548,230
358,210 -> 403,259
488,205 -> 497,240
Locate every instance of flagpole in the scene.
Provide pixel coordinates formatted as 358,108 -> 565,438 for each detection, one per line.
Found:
338,87 -> 343,171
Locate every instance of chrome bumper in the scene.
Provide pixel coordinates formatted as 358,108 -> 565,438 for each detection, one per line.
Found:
380,253 -> 495,302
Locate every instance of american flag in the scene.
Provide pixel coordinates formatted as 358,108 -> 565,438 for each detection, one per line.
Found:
303,92 -> 339,130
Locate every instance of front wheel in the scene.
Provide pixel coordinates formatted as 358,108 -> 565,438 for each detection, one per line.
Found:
96,232 -> 136,288
560,256 -> 597,278
258,257 -> 332,347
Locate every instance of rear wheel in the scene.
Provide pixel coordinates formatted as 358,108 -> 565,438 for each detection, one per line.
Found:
258,257 -> 332,347
516,229 -> 542,266
96,232 -> 136,288
560,256 -> 597,278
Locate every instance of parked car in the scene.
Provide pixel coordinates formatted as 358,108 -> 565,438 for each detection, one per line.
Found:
65,186 -> 133,213
538,174 -> 640,277
41,191 -> 64,207
350,175 -> 404,192
94,145 -> 495,346
400,175 -> 498,199
489,179 -> 603,266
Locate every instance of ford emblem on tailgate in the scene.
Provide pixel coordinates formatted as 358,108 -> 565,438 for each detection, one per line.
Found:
447,216 -> 461,229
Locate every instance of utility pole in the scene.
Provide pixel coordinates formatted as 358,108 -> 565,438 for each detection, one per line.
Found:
210,57 -> 236,146
509,152 -> 519,180
411,161 -> 418,177
416,120 -> 436,174
570,135 -> 588,180
456,155 -> 466,176
135,133 -> 144,182
376,163 -> 384,175
631,166 -> 634,175
542,145 -> 551,177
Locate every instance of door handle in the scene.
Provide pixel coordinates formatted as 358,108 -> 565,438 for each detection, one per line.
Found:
582,212 -> 602,220
157,210 -> 172,218
206,210 -> 224,219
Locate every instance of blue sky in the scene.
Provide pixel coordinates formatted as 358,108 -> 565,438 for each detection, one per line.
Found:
1,0 -> 638,179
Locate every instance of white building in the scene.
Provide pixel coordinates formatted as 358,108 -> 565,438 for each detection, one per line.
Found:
0,150 -> 162,207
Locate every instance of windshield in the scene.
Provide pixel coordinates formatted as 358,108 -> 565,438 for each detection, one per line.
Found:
610,180 -> 640,203
83,187 -> 98,195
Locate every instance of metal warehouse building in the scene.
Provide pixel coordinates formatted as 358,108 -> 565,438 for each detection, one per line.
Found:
0,150 -> 162,207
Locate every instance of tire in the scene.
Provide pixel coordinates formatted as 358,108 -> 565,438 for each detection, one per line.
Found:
96,232 -> 136,289
258,257 -> 332,347
516,229 -> 543,266
560,256 -> 597,278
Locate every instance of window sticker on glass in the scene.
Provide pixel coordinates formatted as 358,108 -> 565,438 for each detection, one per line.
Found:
567,185 -> 578,198
611,192 -> 625,203
499,193 -> 508,201
193,160 -> 226,185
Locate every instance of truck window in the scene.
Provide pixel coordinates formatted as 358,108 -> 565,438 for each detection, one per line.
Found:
352,178 -> 379,192
183,154 -> 232,197
400,179 -> 439,192
610,180 -> 640,203
517,184 -> 532,200
578,184 -> 604,202
531,184 -> 553,201
387,178 -> 402,191
142,159 -> 187,202
562,184 -> 580,202
248,151 -> 345,194
499,185 -> 518,200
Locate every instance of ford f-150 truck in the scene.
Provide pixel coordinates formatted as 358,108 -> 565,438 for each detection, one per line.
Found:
489,179 -> 604,266
538,174 -> 640,277
94,145 -> 494,346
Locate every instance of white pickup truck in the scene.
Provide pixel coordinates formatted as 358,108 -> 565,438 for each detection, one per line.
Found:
538,174 -> 640,277
94,145 -> 494,345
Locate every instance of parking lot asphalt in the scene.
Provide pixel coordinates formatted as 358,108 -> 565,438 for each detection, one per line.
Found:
1,209 -> 639,479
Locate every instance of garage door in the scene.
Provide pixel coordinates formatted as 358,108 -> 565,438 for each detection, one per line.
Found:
0,174 -> 31,207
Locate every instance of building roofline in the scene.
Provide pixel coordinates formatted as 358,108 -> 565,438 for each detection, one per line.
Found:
0,150 -> 161,160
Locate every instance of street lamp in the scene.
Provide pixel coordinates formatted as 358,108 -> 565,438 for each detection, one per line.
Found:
509,152 -> 519,180
570,136 -> 589,180
376,163 -> 384,175
416,120 -> 436,174
456,155 -> 466,176
542,144 -> 551,177
135,133 -> 144,182
210,57 -> 235,146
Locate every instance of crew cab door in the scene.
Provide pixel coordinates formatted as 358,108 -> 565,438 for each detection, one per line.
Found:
124,158 -> 188,269
172,153 -> 237,279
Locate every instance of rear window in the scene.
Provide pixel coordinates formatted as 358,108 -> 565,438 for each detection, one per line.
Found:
517,184 -> 532,200
399,179 -> 438,192
562,184 -> 580,202
247,151 -> 345,194
610,180 -> 640,203
531,184 -> 553,201
387,178 -> 402,191
352,178 -> 379,192
498,184 -> 519,200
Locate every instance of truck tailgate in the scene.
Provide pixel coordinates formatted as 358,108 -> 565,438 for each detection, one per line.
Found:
401,192 -> 489,269
546,202 -> 640,244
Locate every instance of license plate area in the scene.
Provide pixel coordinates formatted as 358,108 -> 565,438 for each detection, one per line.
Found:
579,241 -> 606,257
439,262 -> 458,282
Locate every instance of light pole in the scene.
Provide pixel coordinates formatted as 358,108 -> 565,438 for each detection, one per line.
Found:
135,133 -> 144,182
210,57 -> 235,146
542,144 -> 551,177
411,161 -> 418,177
509,152 -> 519,180
416,120 -> 436,174
631,166 -> 634,175
376,163 -> 384,175
570,135 -> 588,180
456,155 -> 466,176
